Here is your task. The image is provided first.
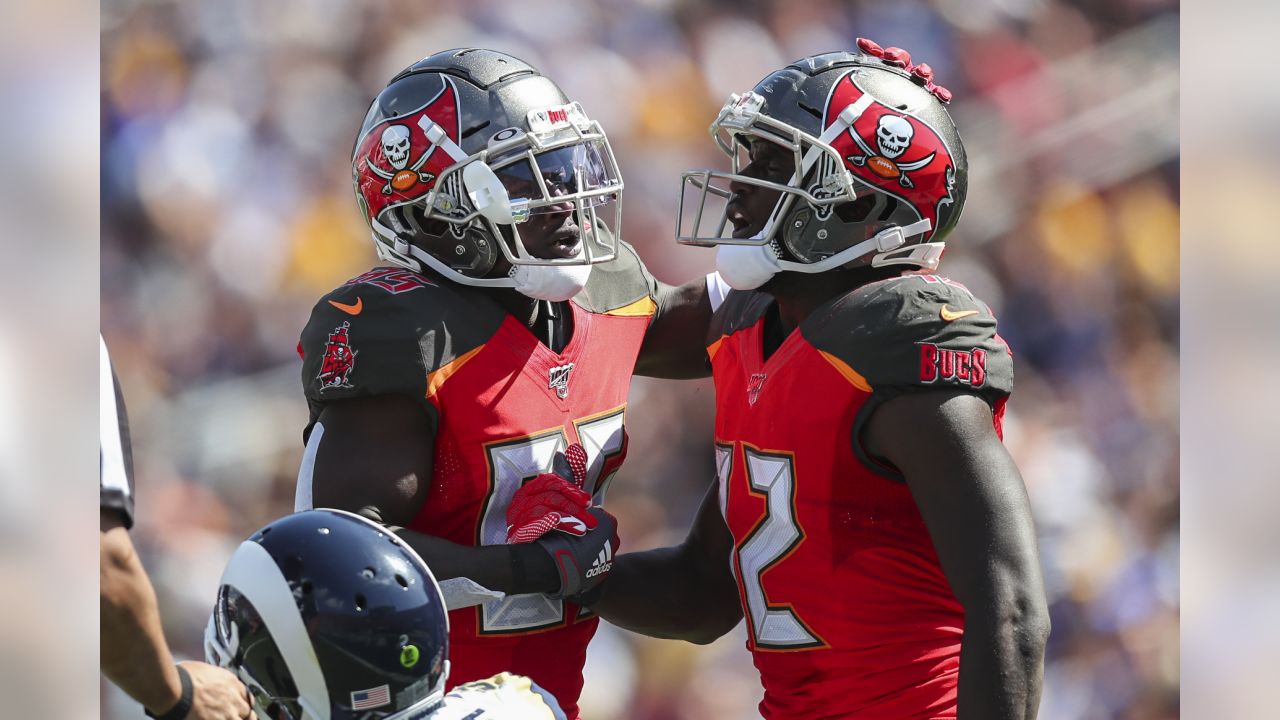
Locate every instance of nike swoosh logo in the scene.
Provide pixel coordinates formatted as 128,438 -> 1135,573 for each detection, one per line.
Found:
940,305 -> 978,322
329,297 -> 362,316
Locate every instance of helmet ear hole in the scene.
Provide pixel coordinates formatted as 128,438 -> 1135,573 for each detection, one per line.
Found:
877,196 -> 900,222
834,194 -> 879,224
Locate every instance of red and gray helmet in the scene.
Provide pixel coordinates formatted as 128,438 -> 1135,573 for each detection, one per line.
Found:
351,48 -> 624,287
678,40 -> 967,273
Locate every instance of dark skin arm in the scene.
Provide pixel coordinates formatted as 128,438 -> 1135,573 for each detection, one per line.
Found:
588,477 -> 743,644
865,390 -> 1050,720
635,277 -> 713,379
309,394 -> 558,595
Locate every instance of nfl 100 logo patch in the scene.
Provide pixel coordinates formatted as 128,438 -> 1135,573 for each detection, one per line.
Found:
747,372 -> 768,405
549,362 -> 575,400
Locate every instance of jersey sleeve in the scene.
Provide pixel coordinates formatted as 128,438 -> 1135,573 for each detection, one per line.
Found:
298,271 -> 501,438
805,274 -> 1014,479
100,336 -> 136,528
430,673 -> 565,720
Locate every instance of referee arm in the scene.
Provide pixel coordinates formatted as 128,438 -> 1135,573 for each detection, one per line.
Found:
99,337 -> 251,720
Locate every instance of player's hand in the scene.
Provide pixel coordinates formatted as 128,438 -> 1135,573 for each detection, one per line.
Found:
506,444 -> 595,544
179,661 -> 252,720
532,506 -> 619,598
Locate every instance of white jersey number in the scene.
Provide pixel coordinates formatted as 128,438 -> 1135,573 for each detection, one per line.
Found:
729,446 -> 823,650
476,409 -> 625,634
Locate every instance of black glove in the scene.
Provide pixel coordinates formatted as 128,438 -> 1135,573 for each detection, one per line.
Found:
533,506 -> 619,598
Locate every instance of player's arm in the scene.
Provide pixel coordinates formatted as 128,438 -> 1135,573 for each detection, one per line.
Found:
634,275 -> 714,379
304,394 -> 561,595
586,477 -> 742,643
101,509 -> 252,720
865,390 -> 1050,720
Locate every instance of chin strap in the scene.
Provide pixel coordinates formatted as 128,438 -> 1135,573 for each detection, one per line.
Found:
370,217 -> 519,289
773,217 -> 933,274
370,218 -> 593,300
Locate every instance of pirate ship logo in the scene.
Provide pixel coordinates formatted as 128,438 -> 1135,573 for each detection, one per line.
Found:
317,321 -> 357,391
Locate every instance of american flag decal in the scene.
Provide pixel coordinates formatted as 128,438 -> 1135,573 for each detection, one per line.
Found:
350,684 -> 391,711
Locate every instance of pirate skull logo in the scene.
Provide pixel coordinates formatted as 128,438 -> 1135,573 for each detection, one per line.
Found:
847,112 -> 936,189
381,125 -> 412,170
367,123 -> 437,195
875,115 -> 914,159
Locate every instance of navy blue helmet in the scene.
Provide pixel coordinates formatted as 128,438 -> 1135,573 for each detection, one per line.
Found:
205,509 -> 450,719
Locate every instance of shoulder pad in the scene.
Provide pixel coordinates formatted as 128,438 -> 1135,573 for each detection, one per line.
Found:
299,268 -> 504,408
707,289 -> 771,347
575,239 -> 659,317
804,274 -> 1012,397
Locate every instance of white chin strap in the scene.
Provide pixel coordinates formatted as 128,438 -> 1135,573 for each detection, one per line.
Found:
371,219 -> 591,301
714,218 -> 935,291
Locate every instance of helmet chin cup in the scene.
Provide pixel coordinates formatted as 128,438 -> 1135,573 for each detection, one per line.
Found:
462,161 -> 515,225
716,241 -> 781,290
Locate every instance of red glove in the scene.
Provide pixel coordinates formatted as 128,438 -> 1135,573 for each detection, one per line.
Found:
506,444 -> 596,544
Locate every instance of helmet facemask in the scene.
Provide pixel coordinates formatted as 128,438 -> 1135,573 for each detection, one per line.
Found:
677,90 -> 939,274
368,101 -> 624,291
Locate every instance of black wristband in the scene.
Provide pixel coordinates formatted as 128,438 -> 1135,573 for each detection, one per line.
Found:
146,664 -> 193,720
509,543 -> 558,594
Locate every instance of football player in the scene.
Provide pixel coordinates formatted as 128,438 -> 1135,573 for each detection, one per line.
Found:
293,49 -> 711,719
205,508 -> 566,719
581,43 -> 1050,719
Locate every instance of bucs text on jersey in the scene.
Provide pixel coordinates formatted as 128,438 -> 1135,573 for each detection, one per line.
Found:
707,274 -> 1013,720
297,242 -> 666,720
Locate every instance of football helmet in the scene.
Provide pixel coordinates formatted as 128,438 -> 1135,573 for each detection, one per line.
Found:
204,509 -> 450,720
351,48 -> 623,297
678,40 -> 967,285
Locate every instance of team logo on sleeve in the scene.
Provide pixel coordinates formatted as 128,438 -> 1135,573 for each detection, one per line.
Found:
318,321 -> 358,391
919,343 -> 986,387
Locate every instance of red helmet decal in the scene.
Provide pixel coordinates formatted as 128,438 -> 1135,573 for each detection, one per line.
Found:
824,72 -> 957,240
353,77 -> 462,222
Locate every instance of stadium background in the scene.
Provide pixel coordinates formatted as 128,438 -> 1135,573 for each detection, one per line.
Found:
100,0 -> 1178,718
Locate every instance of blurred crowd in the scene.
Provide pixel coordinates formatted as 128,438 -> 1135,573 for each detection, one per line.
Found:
100,0 -> 1179,718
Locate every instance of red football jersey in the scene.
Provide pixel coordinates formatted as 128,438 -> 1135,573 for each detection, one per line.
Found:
416,299 -> 640,719
300,243 -> 671,719
707,275 -> 1013,720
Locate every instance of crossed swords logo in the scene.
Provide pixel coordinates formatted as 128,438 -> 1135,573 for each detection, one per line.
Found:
368,124 -> 438,195
845,114 -> 936,189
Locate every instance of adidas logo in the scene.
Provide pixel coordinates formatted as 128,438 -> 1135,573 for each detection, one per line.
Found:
585,543 -> 613,578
